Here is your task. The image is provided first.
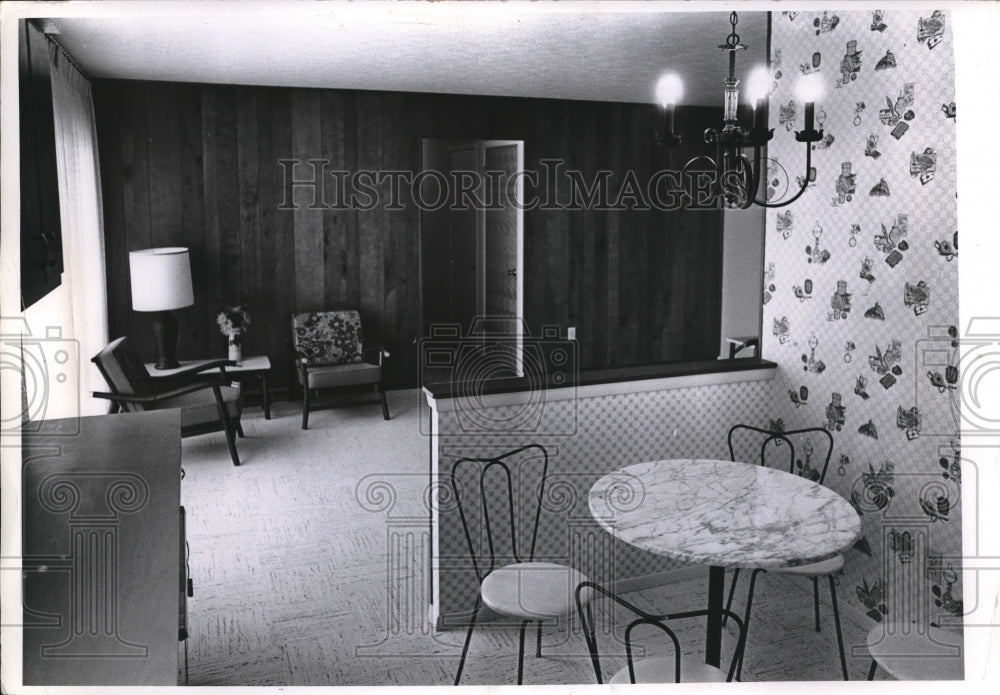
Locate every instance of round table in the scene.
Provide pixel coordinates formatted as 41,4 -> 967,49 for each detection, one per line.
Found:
589,459 -> 861,667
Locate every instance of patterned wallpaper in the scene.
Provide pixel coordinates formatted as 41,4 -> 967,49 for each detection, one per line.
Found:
763,9 -> 961,629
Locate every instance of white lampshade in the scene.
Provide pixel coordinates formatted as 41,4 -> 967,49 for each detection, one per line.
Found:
129,247 -> 194,311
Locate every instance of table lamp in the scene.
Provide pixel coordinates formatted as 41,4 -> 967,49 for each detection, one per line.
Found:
129,247 -> 194,369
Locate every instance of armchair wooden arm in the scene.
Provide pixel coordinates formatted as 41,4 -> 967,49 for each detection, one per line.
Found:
363,346 -> 390,366
92,380 -> 227,405
297,346 -> 389,371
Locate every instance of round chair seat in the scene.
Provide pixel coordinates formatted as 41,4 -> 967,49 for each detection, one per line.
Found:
480,562 -> 590,620
609,656 -> 728,684
867,624 -> 963,680
774,554 -> 844,576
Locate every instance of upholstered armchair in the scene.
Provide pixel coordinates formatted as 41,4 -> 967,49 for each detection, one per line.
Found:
91,336 -> 242,465
291,310 -> 390,429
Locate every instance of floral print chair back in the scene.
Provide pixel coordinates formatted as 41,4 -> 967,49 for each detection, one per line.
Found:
291,310 -> 390,430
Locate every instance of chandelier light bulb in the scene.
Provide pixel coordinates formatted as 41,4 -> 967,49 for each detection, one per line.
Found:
746,66 -> 772,105
656,11 -> 820,209
795,72 -> 825,104
655,73 -> 684,108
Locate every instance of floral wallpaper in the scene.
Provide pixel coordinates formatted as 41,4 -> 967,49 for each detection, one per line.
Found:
762,9 -> 961,630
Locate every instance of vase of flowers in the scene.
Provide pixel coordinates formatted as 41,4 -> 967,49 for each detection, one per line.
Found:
217,304 -> 250,363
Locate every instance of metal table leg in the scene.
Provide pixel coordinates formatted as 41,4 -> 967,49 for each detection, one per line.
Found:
706,565 -> 724,667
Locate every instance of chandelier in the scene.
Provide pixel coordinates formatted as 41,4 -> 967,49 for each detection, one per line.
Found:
657,12 -> 824,209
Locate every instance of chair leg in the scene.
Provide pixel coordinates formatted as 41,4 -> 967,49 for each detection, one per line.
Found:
812,576 -> 821,632
828,576 -> 849,681
454,598 -> 481,686
736,568 -> 764,681
536,620 -> 543,658
301,382 -> 310,430
379,385 -> 390,420
212,385 -> 241,466
236,420 -> 245,438
867,659 -> 879,680
579,600 -> 602,683
723,568 -> 742,626
517,620 -> 530,685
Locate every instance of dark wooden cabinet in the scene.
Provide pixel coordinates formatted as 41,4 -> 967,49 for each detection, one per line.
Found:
21,411 -> 183,685
19,19 -> 64,309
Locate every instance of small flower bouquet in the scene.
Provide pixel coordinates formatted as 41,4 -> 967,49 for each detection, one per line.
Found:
217,304 -> 250,361
217,304 -> 250,337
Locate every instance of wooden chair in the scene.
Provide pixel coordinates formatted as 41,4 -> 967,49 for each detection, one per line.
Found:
725,336 -> 761,359
576,580 -> 747,683
291,310 -> 389,429
92,336 -> 242,466
450,444 -> 592,685
723,424 -> 847,679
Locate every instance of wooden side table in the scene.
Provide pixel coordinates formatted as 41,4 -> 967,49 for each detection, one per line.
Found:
146,355 -> 272,419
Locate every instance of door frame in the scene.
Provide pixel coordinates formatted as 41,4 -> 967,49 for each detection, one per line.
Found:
418,138 -> 524,371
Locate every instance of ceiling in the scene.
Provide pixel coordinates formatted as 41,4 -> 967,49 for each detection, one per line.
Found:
43,2 -> 769,107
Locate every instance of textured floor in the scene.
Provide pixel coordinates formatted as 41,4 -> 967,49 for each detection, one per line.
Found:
178,390 -> 876,685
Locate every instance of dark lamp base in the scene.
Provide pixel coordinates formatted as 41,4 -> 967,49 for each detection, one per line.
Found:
149,310 -> 181,370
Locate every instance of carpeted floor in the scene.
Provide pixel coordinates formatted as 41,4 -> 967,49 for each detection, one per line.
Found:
178,390 -> 875,685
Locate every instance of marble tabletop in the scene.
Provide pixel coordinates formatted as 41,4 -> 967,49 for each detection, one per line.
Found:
589,459 -> 861,569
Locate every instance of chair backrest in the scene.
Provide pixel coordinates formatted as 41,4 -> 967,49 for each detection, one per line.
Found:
291,310 -> 364,365
91,337 -> 155,409
450,444 -> 549,582
727,424 -> 834,484
576,581 -> 747,684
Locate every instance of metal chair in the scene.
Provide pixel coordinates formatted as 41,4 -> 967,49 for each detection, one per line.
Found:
291,310 -> 389,429
92,336 -> 242,466
451,444 -> 591,685
865,624 -> 963,680
576,580 -> 747,683
723,424 -> 848,680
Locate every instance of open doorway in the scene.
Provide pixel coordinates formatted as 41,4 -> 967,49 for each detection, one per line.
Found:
419,138 -> 524,377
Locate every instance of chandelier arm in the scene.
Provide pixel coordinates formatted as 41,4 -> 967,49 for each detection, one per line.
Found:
715,134 -> 725,203
740,144 -> 767,210
680,154 -> 722,208
734,151 -> 759,210
681,154 -> 720,173
751,142 -> 814,209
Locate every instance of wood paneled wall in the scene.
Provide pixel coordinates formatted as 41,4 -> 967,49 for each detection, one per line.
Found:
93,80 -> 723,392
